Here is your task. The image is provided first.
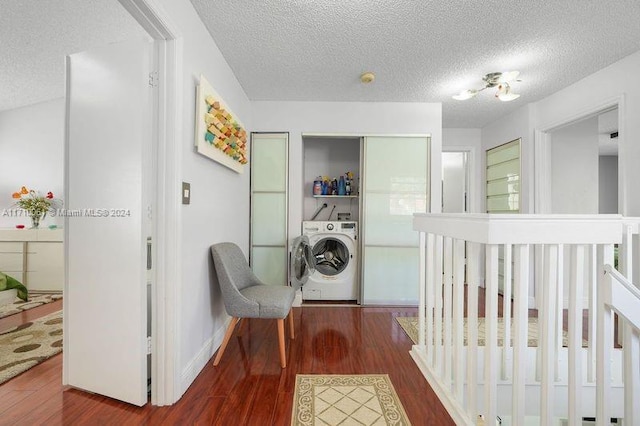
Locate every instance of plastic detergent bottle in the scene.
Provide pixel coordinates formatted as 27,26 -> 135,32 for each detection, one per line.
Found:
338,176 -> 346,195
313,177 -> 322,195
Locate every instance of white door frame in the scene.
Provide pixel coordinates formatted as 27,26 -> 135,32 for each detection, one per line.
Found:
117,0 -> 182,405
441,146 -> 477,213
533,95 -> 626,215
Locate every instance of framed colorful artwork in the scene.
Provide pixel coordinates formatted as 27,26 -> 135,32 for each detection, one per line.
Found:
195,75 -> 248,173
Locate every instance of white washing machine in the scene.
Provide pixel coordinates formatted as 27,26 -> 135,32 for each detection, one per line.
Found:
301,221 -> 358,301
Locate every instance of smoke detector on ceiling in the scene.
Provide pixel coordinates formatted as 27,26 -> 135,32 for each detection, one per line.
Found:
360,72 -> 375,84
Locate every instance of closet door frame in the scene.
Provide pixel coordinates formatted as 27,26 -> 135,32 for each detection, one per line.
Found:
250,132 -> 289,286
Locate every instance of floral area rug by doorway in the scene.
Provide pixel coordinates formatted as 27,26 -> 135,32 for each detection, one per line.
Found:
0,310 -> 63,385
0,293 -> 62,320
291,374 -> 412,425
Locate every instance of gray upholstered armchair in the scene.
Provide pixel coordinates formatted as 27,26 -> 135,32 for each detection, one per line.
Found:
210,242 -> 296,368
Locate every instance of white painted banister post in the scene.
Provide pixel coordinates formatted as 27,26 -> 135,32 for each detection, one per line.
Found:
541,244 -> 558,426
466,241 -> 479,421
568,244 -> 585,426
512,244 -> 529,426
484,244 -> 499,424
420,231 -> 428,349
453,238 -> 465,401
597,244 -> 614,426
502,244 -> 512,380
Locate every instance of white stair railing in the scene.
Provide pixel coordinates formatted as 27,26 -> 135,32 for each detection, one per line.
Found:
411,214 -> 630,425
599,265 -> 640,426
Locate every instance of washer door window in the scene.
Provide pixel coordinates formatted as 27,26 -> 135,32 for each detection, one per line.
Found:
313,237 -> 350,276
290,236 -> 315,290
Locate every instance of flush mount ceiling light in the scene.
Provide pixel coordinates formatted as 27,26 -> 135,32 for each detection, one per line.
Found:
452,71 -> 521,102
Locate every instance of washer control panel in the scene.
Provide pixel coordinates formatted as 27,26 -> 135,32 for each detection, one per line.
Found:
302,221 -> 358,236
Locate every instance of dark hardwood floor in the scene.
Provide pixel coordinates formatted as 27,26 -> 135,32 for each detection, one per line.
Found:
0,304 -> 455,425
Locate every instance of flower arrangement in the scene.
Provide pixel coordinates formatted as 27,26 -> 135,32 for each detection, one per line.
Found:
12,186 -> 59,228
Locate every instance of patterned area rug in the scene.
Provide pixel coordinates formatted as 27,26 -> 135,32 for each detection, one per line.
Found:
292,374 -> 411,426
395,316 -> 586,347
0,310 -> 63,384
0,293 -> 62,319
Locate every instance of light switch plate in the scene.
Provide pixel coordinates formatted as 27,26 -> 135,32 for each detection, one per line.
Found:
182,182 -> 191,205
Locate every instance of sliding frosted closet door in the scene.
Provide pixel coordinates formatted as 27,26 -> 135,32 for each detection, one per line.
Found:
250,133 -> 288,286
362,136 -> 429,304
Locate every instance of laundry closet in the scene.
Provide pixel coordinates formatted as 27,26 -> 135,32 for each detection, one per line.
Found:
301,136 -> 361,302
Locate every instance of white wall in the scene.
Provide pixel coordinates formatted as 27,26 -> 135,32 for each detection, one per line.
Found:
251,101 -> 443,242
481,105 -> 534,213
154,0 -> 252,398
442,128 -> 481,212
442,152 -> 466,213
535,50 -> 640,216
0,98 -> 65,228
303,136 -> 360,222
599,155 -> 618,214
550,117 -> 599,214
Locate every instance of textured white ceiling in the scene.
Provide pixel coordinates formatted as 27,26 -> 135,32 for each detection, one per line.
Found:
190,0 -> 640,128
0,0 -> 147,112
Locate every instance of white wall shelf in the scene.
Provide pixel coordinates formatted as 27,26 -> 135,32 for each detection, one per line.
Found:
312,195 -> 358,198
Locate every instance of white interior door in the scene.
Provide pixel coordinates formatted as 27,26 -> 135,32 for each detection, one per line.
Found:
64,39 -> 152,406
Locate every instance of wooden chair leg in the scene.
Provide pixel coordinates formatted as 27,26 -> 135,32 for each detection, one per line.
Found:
289,309 -> 295,340
277,318 -> 286,368
213,317 -> 239,366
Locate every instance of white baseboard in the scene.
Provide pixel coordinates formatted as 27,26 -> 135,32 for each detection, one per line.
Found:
180,316 -> 230,396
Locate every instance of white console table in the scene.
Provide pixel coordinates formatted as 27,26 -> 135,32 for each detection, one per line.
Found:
0,228 -> 64,292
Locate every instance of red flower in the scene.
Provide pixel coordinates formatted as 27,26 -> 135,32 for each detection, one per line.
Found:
46,192 -> 54,199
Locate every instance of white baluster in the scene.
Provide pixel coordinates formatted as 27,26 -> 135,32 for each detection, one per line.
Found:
453,238 -> 465,401
541,244 -> 558,426
568,244 -> 585,426
502,244 -> 512,380
621,224 -> 633,282
588,244 -> 598,383
485,244 -> 499,424
435,235 -> 444,376
512,244 -> 529,426
556,244 -> 564,381
467,242 -> 479,421
420,232 -> 429,349
536,244 -> 544,382
421,234 -> 436,367
596,244 -> 614,426
444,236 -> 453,390
623,327 -> 640,425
